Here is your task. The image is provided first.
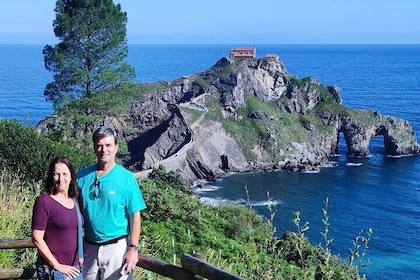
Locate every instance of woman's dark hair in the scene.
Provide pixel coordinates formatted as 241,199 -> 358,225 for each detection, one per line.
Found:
45,156 -> 78,198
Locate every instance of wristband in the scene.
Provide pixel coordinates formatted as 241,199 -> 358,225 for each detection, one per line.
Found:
129,244 -> 139,250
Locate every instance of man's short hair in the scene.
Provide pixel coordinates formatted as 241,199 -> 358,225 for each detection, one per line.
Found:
92,127 -> 118,144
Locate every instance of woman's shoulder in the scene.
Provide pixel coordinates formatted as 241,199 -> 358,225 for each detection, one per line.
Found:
36,192 -> 51,201
34,192 -> 53,208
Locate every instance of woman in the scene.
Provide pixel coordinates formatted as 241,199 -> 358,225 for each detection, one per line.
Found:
32,156 -> 83,280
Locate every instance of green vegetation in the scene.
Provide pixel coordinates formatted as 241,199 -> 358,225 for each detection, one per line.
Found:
0,120 -> 95,182
0,124 -> 371,279
179,106 -> 203,125
194,76 -> 212,91
0,47 -> 378,279
343,109 -> 377,125
210,61 -> 241,80
0,170 -> 40,268
43,0 -> 135,109
203,93 -> 342,162
37,82 -> 167,159
64,83 -> 140,115
36,55 -> 365,169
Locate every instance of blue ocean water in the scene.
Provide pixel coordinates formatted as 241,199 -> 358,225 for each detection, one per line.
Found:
1,44 -> 419,279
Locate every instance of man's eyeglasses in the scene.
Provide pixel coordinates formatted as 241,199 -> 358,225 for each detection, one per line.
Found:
93,178 -> 100,199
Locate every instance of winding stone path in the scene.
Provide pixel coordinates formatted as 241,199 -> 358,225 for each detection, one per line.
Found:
135,93 -> 208,178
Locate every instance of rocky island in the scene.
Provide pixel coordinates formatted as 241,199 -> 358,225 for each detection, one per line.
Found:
37,55 -> 420,184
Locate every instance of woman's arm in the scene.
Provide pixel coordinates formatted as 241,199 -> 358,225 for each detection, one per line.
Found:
32,229 -> 60,269
32,229 -> 80,277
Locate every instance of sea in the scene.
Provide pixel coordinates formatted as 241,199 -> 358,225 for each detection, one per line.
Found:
1,44 -> 419,279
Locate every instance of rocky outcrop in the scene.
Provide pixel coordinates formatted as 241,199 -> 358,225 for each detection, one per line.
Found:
339,112 -> 420,157
36,57 -> 420,184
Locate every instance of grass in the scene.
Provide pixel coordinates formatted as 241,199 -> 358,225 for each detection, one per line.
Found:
203,94 -> 336,162
0,167 -> 369,279
0,170 -> 40,268
179,106 -> 203,126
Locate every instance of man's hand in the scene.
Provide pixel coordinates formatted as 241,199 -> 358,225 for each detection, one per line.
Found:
123,247 -> 139,274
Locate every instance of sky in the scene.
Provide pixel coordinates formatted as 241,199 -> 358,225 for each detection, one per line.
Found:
0,0 -> 419,44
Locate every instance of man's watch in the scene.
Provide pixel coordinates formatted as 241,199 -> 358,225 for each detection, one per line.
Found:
129,244 -> 139,250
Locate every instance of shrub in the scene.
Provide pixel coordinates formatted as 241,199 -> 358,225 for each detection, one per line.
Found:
0,120 -> 95,182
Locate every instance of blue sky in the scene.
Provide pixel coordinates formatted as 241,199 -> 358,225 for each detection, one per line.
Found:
1,0 -> 419,44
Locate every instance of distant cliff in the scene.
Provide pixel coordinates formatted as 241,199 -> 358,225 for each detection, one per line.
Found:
37,56 -> 420,184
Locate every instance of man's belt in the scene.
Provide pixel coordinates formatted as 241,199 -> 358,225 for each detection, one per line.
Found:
85,235 -> 128,246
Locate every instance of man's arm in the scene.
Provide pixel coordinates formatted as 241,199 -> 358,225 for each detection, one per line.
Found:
123,211 -> 141,273
129,211 -> 141,247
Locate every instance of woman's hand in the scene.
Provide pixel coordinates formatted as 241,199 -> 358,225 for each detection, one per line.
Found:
54,263 -> 81,278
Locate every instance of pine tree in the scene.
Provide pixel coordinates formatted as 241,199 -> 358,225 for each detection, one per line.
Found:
43,0 -> 135,108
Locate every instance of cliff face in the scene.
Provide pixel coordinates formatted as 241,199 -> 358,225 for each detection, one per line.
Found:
37,57 -> 420,184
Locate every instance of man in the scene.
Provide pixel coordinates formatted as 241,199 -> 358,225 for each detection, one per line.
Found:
77,127 -> 146,280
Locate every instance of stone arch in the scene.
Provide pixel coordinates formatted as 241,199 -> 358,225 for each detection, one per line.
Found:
368,134 -> 385,155
337,114 -> 420,157
334,132 -> 347,155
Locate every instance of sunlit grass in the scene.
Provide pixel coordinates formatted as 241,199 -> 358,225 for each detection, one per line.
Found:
0,169 -> 41,268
